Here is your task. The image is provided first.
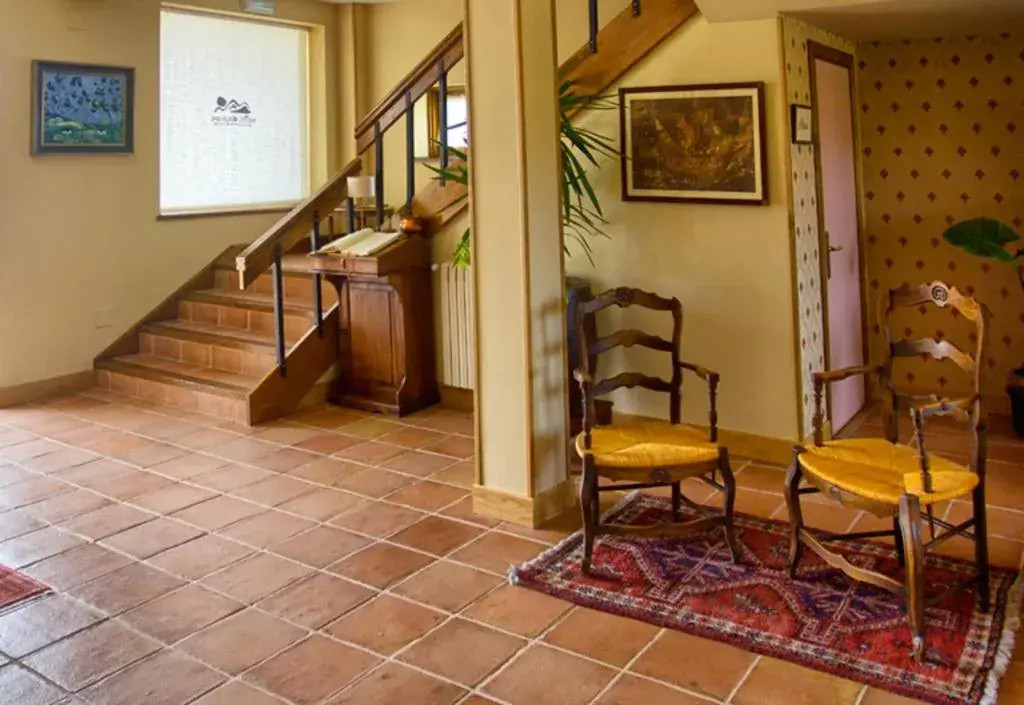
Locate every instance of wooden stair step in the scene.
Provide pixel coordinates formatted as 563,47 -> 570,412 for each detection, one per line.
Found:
185,289 -> 317,316
97,354 -> 259,398
142,320 -> 277,351
179,290 -> 317,342
212,258 -> 335,305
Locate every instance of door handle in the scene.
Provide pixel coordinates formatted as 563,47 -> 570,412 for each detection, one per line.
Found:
828,244 -> 844,253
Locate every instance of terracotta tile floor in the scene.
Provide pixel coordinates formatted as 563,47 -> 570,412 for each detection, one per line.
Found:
2,392 -> 1024,704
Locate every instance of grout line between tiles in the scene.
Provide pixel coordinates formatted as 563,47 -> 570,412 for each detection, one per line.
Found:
723,654 -> 762,704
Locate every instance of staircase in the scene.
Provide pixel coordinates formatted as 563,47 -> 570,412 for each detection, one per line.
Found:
93,0 -> 701,426
94,244 -> 339,425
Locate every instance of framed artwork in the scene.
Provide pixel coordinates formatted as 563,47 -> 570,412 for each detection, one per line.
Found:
619,82 -> 768,205
32,60 -> 135,155
791,104 -> 813,144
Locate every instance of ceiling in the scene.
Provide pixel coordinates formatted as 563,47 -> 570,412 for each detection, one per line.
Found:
695,0 -> 1024,40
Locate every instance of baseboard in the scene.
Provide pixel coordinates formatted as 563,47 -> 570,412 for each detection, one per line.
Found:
710,427 -> 796,467
439,385 -> 474,413
0,370 -> 95,408
473,479 -> 576,528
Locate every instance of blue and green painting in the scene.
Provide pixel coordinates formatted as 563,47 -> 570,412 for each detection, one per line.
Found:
38,65 -> 131,150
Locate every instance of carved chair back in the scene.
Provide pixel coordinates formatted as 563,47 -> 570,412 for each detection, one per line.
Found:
881,280 -> 988,482
575,288 -> 683,445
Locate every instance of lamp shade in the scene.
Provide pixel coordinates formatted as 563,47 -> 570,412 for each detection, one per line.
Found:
346,175 -> 376,199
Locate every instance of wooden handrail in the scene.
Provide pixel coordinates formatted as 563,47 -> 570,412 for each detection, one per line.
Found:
354,23 -> 464,154
235,157 -> 362,288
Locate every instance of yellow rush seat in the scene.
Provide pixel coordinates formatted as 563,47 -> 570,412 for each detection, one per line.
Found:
786,281 -> 991,663
799,437 -> 979,506
574,417 -> 719,469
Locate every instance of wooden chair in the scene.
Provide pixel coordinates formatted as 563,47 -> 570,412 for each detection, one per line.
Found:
785,281 -> 990,662
574,287 -> 741,575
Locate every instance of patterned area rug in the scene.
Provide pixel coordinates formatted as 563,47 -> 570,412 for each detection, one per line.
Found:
0,563 -> 48,612
511,493 -> 1022,705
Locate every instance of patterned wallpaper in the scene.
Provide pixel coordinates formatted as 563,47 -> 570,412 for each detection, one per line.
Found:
859,34 -> 1024,399
781,18 -> 857,438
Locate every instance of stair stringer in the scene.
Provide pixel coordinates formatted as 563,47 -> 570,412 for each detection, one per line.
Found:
247,304 -> 341,425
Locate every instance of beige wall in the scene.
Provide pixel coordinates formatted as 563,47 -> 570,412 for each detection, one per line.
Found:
0,0 -> 341,389
566,16 -> 801,441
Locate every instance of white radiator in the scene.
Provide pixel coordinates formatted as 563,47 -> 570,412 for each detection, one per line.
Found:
432,263 -> 476,390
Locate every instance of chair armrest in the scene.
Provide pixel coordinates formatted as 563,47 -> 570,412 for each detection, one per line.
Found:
810,365 -> 883,446
679,361 -> 719,384
813,365 -> 880,385
679,361 -> 720,443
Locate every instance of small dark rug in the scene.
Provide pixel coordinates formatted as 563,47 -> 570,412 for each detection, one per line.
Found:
510,493 -> 1021,705
0,563 -> 48,612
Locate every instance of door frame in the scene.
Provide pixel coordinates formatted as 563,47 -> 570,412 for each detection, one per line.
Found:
807,40 -> 870,432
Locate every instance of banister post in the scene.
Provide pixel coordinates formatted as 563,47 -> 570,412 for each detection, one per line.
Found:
310,210 -> 323,337
588,0 -> 598,53
374,121 -> 384,229
272,243 -> 287,378
438,60 -> 448,186
405,91 -> 415,217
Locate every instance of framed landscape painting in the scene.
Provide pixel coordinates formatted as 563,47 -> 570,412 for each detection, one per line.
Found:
32,60 -> 135,155
619,82 -> 768,205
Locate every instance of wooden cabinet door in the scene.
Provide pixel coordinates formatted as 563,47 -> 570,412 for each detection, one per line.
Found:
347,280 -> 401,388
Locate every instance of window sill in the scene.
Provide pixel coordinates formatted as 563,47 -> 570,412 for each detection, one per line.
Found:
157,203 -> 299,221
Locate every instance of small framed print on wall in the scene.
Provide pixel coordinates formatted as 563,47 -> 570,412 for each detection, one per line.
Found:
790,104 -> 813,145
619,82 -> 768,205
32,60 -> 135,155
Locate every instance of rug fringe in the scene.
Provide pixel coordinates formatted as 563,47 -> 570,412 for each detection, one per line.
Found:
980,572 -> 1023,705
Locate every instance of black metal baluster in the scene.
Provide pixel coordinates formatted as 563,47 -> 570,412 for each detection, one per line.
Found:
374,122 -> 384,229
405,91 -> 415,216
438,61 -> 448,186
310,211 -> 323,337
588,0 -> 598,53
272,243 -> 287,378
632,0 -> 641,16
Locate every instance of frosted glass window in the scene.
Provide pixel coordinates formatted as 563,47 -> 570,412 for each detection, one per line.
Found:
160,10 -> 309,213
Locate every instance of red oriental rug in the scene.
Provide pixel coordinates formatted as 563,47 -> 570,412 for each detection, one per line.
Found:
511,493 -> 1022,705
0,563 -> 48,612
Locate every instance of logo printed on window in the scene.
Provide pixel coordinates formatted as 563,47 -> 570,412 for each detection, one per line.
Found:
211,96 -> 255,126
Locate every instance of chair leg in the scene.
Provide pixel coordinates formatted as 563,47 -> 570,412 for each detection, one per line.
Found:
898,494 -> 926,663
579,462 -> 598,575
893,516 -> 906,568
671,482 -> 682,521
718,447 -> 742,563
973,482 -> 991,613
784,450 -> 804,579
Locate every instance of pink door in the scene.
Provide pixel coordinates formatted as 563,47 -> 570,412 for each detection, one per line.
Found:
815,57 -> 865,433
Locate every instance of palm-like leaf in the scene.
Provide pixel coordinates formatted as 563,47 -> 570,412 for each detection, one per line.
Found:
429,81 -> 619,266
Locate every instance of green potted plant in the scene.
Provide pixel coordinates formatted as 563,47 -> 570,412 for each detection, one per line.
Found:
942,217 -> 1024,435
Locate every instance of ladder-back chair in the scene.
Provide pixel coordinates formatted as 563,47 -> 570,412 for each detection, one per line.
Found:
574,287 -> 741,575
786,280 -> 989,662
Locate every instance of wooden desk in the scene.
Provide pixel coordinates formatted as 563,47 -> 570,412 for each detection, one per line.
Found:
307,235 -> 438,416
